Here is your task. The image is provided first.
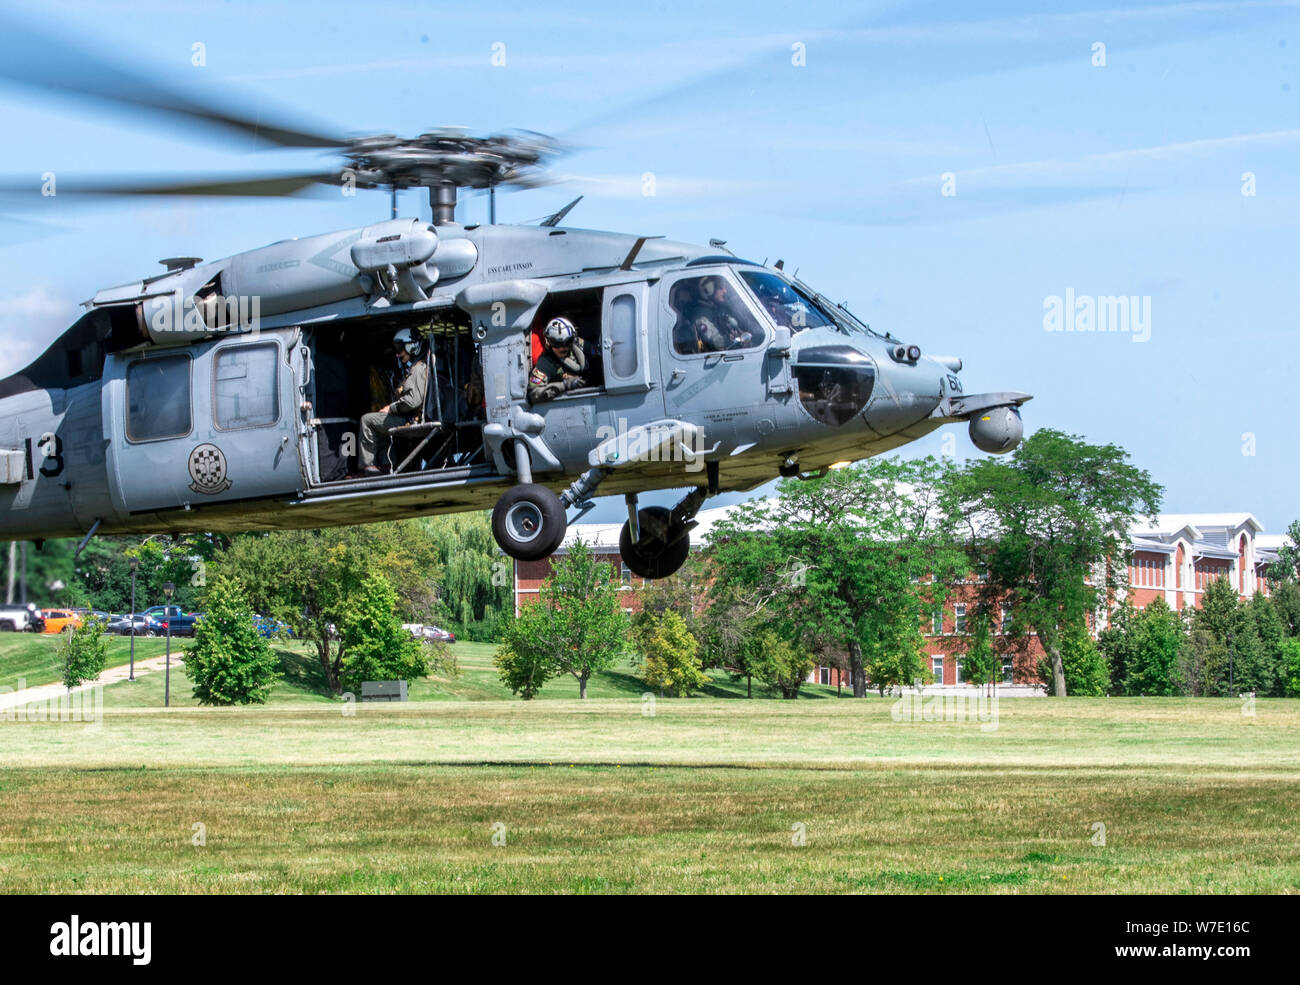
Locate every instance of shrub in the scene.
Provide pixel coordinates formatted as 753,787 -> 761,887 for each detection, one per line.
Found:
185,576 -> 280,705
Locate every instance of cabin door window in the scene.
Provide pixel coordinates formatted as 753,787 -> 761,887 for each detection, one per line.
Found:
126,355 -> 192,442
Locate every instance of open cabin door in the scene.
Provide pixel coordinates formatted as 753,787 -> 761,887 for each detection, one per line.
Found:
104,332 -> 301,514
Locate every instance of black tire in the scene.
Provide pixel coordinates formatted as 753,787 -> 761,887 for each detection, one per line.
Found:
492,483 -> 568,561
620,506 -> 691,580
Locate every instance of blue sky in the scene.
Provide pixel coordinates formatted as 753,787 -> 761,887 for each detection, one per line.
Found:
0,0 -> 1296,529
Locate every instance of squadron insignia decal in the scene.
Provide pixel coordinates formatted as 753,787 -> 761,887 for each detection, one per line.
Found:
188,443 -> 233,495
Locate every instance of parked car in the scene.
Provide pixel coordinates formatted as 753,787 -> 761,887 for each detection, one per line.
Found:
252,614 -> 292,639
39,609 -> 82,634
0,604 -> 42,632
157,612 -> 201,637
105,614 -> 163,637
403,623 -> 456,644
142,605 -> 202,637
422,625 -> 456,644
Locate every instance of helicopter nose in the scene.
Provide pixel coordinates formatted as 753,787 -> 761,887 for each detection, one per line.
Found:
862,351 -> 945,435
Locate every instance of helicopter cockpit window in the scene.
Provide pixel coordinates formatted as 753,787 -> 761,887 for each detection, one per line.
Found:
214,342 -> 279,430
669,275 -> 762,355
738,271 -> 835,334
126,354 -> 192,442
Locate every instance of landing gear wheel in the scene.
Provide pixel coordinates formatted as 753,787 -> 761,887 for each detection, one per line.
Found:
619,506 -> 691,580
492,483 -> 568,561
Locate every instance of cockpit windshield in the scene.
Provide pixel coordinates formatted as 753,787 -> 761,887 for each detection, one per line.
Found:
738,270 -> 876,338
738,271 -> 836,334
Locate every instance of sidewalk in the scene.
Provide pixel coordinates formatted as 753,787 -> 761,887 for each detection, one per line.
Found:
0,654 -> 173,712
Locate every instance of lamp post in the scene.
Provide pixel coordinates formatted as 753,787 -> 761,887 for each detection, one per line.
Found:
163,581 -> 174,708
128,556 -> 138,682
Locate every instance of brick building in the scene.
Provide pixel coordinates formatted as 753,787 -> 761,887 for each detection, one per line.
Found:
512,505 -> 1290,690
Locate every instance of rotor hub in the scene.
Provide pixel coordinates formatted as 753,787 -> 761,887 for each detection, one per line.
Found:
340,130 -> 558,192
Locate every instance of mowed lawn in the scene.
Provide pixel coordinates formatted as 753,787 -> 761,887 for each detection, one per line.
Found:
1,636 -> 1298,893
0,632 -> 172,690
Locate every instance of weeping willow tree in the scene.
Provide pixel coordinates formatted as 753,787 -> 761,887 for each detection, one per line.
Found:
421,512 -> 514,641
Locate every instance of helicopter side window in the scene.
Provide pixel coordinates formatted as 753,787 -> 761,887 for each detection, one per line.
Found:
126,354 -> 192,442
738,271 -> 835,334
608,293 -> 638,379
213,342 -> 279,430
669,274 -> 761,355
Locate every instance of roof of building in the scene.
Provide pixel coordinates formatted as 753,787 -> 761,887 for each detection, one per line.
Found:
1130,512 -> 1263,539
557,505 -> 1276,562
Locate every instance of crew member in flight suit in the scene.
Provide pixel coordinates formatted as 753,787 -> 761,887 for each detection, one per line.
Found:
527,317 -> 589,403
359,328 -> 429,474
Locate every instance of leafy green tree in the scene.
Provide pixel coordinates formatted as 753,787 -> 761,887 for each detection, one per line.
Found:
959,607 -> 999,688
184,576 -> 279,705
706,456 -> 967,698
422,513 -> 513,641
957,429 -> 1162,696
1270,581 -> 1300,638
694,585 -> 766,695
1041,623 -> 1109,696
1122,597 -> 1185,696
215,522 -> 440,693
641,610 -> 710,697
1267,520 -> 1300,584
1098,601 -> 1138,694
1282,638 -> 1300,697
339,574 -> 434,692
494,540 -> 627,698
1178,627 -> 1224,697
1191,576 -> 1261,695
1249,592 -> 1287,696
60,615 -> 108,690
747,630 -> 816,699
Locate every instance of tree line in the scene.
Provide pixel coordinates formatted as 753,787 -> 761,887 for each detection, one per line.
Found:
497,428 -> 1300,699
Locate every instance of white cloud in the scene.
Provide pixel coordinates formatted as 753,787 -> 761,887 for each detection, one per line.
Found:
906,128 -> 1300,186
0,285 -> 76,377
555,173 -> 767,199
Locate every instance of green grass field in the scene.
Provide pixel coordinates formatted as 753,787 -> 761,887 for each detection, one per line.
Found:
0,632 -> 173,689
1,636 -> 1298,893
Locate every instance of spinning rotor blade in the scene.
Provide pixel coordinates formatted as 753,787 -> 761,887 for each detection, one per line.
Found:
0,172 -> 347,200
0,13 -> 346,149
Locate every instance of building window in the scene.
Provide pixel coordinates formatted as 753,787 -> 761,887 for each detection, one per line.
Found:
1000,607 -> 1012,634
1002,657 -> 1014,684
954,604 -> 967,635
955,656 -> 965,685
819,666 -> 830,685
932,611 -> 943,635
932,655 -> 944,683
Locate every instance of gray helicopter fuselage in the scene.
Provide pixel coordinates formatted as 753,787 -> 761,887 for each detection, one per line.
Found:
0,219 -> 1029,543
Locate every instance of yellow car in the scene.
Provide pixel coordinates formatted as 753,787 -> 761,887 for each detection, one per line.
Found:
39,610 -> 82,634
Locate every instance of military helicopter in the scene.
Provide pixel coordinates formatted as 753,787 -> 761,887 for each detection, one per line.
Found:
0,24 -> 1030,580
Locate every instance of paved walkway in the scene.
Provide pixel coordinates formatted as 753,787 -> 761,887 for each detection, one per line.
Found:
0,654 -> 175,711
